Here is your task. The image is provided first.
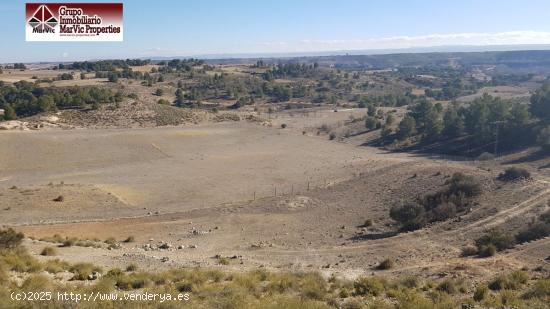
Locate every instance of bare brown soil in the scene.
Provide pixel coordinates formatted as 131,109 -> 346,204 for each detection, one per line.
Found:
2,115 -> 548,281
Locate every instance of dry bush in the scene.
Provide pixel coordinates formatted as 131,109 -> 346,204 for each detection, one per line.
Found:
516,222 -> 550,243
376,258 -> 395,270
43,259 -> 70,273
474,285 -> 489,301
461,245 -> 478,257
70,263 -> 102,281
522,278 -> 550,299
436,279 -> 460,294
125,263 -> 138,272
0,247 -> 42,273
40,246 -> 57,256
475,229 -> 515,256
61,238 -> 76,247
353,277 -> 386,296
489,271 -> 529,291
498,167 -> 531,182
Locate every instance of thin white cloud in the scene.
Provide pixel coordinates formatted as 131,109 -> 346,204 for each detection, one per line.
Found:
262,31 -> 550,52
135,31 -> 550,59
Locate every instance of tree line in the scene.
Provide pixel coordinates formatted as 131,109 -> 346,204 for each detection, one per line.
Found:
386,86 -> 550,154
0,81 -> 122,120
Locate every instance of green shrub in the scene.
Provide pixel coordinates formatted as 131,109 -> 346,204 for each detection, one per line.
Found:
446,173 -> 482,197
353,277 -> 386,296
300,273 -> 328,300
400,276 -> 420,289
499,289 -> 520,306
365,116 -> 379,130
475,229 -> 515,254
488,271 -> 528,291
389,202 -> 426,231
176,281 -> 195,293
474,285 -> 488,301
478,244 -> 497,257
0,228 -> 24,249
218,257 -> 230,265
523,279 -> 550,299
436,279 -> 459,294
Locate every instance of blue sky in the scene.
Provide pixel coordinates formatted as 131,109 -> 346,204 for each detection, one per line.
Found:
3,0 -> 550,62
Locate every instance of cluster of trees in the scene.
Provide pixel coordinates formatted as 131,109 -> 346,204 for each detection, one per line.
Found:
359,92 -> 420,107
11,63 -> 27,70
390,173 -> 482,231
391,88 -> 550,154
60,59 -> 150,71
0,81 -> 122,119
0,63 -> 26,71
262,63 -> 319,81
159,59 -> 204,72
58,73 -> 74,80
229,96 -> 254,109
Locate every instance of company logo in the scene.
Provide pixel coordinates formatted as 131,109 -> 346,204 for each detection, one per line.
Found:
28,5 -> 58,33
25,3 -> 123,42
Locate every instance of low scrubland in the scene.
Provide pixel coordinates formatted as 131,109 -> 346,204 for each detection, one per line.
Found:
0,229 -> 548,308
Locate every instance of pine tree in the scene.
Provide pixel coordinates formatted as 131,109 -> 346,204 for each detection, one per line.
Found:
397,115 -> 417,140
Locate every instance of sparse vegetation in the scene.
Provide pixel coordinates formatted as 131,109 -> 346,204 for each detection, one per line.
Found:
498,167 -> 531,181
0,228 -> 24,249
475,229 -> 515,256
3,51 -> 550,309
390,172 -> 482,231
515,210 -> 550,243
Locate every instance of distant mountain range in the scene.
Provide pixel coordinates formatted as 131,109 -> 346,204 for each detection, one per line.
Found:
148,44 -> 550,60
14,45 -> 550,75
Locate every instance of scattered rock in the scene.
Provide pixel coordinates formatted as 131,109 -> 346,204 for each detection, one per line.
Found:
158,242 -> 172,250
88,271 -> 101,280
